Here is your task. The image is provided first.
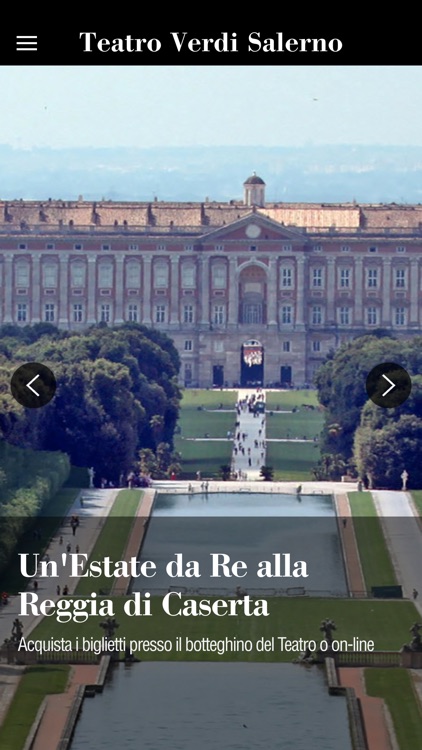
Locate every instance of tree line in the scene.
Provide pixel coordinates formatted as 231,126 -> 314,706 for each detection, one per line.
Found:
314,333 -> 422,489
0,322 -> 181,484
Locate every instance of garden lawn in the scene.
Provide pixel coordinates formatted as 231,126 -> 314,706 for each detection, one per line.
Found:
365,669 -> 422,750
75,489 -> 142,595
348,492 -> 396,589
411,491 -> 422,516
175,390 -> 236,477
266,410 -> 323,440
31,598 -> 417,661
266,441 -> 320,481
0,666 -> 70,750
174,436 -> 232,479
265,390 -> 321,410
179,390 -> 237,409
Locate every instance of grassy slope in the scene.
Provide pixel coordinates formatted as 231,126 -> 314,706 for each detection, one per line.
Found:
75,489 -> 142,595
0,666 -> 70,750
176,389 -> 322,480
365,669 -> 422,750
348,492 -> 396,588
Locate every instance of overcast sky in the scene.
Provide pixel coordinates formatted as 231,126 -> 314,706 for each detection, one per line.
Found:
1,66 -> 421,149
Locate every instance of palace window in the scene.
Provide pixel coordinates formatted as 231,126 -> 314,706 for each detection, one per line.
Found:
183,304 -> 194,323
282,341 -> 291,352
100,304 -> 111,323
394,307 -> 406,326
213,305 -> 225,325
126,262 -> 141,288
42,263 -> 58,287
99,263 -> 113,288
71,263 -> 86,287
44,303 -> 55,322
339,268 -> 350,288
73,304 -> 83,323
282,244 -> 292,252
154,263 -> 168,288
312,340 -> 321,352
155,305 -> 166,323
281,305 -> 293,325
338,306 -> 350,325
16,263 -> 30,287
367,268 -> 378,288
184,340 -> 193,351
366,306 -> 378,325
312,268 -> 323,288
182,265 -> 196,288
396,246 -> 406,253
17,303 -> 27,322
128,304 -> 138,322
281,267 -> 293,288
341,245 -> 351,253
311,305 -> 323,325
395,268 -> 406,289
212,265 -> 226,288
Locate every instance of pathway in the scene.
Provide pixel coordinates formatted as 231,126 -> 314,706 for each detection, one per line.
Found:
231,389 -> 266,480
0,488 -> 118,644
335,493 -> 366,595
0,487 -> 117,731
32,664 -> 102,750
338,668 -> 394,750
372,490 -> 422,615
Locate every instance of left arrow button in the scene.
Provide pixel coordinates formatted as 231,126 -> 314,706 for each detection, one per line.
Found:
11,363 -> 56,408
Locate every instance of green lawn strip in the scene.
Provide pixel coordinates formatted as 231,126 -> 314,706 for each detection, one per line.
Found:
348,492 -> 397,589
0,665 -> 70,750
75,489 -> 142,595
31,598 -> 417,661
267,441 -> 320,481
174,436 -> 232,479
178,410 -> 236,439
411,491 -> 422,516
365,668 -> 422,750
265,390 -> 321,410
0,488 -> 80,594
179,390 -> 237,409
266,410 -> 323,440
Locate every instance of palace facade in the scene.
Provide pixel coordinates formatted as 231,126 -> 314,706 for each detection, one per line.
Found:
1,174 -> 422,387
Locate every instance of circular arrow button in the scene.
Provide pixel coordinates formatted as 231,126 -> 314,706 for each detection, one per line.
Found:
366,362 -> 412,408
11,363 -> 57,408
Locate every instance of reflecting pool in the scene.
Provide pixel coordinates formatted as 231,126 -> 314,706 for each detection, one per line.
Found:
70,663 -> 353,750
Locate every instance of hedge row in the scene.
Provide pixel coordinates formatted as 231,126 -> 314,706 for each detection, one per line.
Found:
0,443 -> 70,572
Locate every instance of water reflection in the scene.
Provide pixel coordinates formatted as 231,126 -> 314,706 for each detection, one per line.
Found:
132,493 -> 347,595
70,663 -> 353,750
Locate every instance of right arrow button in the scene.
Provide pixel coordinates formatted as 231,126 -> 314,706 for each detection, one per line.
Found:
366,362 -> 412,408
381,373 -> 396,398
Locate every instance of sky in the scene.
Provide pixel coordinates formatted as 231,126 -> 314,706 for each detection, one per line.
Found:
0,66 -> 421,150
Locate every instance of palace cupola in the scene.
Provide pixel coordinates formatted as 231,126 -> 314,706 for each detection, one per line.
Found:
243,173 -> 266,208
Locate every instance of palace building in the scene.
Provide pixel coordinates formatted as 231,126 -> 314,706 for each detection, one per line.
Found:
1,174 -> 422,387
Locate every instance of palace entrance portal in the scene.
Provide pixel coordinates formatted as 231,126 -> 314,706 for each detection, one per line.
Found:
240,340 -> 264,387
